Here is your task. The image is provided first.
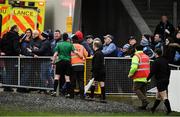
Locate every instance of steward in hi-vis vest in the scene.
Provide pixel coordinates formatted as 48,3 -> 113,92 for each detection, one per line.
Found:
71,34 -> 88,99
128,45 -> 150,110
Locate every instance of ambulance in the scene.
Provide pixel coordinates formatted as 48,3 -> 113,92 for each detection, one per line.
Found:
0,0 -> 46,37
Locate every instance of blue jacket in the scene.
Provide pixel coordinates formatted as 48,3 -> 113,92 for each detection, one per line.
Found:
81,40 -> 93,57
51,39 -> 62,54
102,43 -> 117,57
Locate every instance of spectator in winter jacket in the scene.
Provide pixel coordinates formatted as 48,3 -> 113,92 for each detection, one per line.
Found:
18,28 -> 33,93
154,15 -> 175,42
85,35 -> 94,54
163,32 -> 180,65
75,31 -> 93,57
117,44 -> 130,57
20,28 -> 33,56
28,30 -> 41,90
171,31 -> 180,65
1,25 -> 20,56
163,37 -> 176,64
102,34 -> 117,57
46,29 -> 54,41
31,30 -> 42,53
140,35 -> 155,59
122,44 -> 131,57
153,34 -> 163,51
31,31 -> 52,56
1,25 -> 20,92
126,36 -> 137,57
51,30 -> 62,54
175,23 -> 180,34
28,31 -> 52,92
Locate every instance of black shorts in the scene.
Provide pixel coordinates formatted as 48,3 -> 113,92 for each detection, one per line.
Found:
94,71 -> 105,82
156,81 -> 169,92
55,61 -> 71,76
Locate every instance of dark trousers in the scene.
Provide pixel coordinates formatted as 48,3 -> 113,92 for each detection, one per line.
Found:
133,82 -> 148,106
71,65 -> 84,97
30,59 -> 41,87
3,58 -> 18,85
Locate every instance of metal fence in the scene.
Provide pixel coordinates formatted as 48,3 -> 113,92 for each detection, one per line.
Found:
0,56 -> 54,90
0,56 -> 180,94
85,57 -> 180,95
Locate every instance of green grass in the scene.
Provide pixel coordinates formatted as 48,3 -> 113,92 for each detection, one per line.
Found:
0,107 -> 180,117
1,107 -> 180,116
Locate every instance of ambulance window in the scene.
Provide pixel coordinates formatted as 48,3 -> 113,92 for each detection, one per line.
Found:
0,15 -> 2,37
28,2 -> 35,7
0,0 -> 5,4
19,1 -> 25,6
13,1 -> 20,6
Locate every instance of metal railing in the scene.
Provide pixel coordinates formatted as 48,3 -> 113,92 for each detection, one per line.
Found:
0,56 -> 54,90
85,57 -> 180,95
0,56 -> 180,94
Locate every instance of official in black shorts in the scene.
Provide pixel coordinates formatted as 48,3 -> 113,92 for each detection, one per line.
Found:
55,61 -> 71,76
156,80 -> 169,92
147,49 -> 171,115
93,71 -> 105,82
51,33 -> 77,97
90,40 -> 106,102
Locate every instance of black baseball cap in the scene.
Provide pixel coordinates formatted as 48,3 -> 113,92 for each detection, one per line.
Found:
41,31 -> 49,38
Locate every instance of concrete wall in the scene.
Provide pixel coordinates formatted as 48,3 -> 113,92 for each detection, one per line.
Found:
45,0 -> 54,30
45,0 -> 75,32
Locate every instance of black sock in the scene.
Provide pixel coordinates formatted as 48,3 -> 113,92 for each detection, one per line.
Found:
62,82 -> 67,90
164,99 -> 171,114
90,86 -> 95,98
54,80 -> 58,92
151,99 -> 161,112
101,87 -> 106,100
66,82 -> 71,94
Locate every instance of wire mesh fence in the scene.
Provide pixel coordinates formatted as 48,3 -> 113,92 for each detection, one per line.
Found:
0,56 -> 54,90
85,57 -> 180,94
0,56 -> 180,94
0,57 -> 18,86
105,58 -> 133,94
20,57 -> 54,88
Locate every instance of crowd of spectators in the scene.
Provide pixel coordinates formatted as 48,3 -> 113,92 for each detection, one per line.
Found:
109,15 -> 180,65
0,15 -> 180,94
1,15 -> 180,64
